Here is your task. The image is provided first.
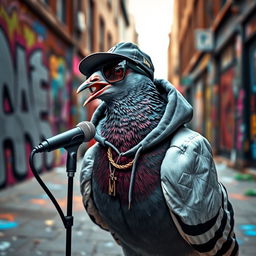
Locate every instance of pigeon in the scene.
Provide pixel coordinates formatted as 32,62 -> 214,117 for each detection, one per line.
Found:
77,42 -> 239,256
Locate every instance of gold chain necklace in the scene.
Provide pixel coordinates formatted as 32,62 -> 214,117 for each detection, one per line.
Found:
107,147 -> 134,169
107,147 -> 135,197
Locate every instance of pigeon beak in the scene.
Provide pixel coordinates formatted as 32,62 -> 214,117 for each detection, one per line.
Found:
77,72 -> 111,106
76,80 -> 91,94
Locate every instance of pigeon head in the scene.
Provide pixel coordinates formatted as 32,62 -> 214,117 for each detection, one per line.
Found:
77,59 -> 152,105
77,42 -> 155,105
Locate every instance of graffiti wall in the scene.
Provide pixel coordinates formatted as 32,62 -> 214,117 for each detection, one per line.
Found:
249,39 -> 256,160
206,60 -> 218,148
0,1 -> 85,188
233,35 -> 246,160
219,68 -> 235,152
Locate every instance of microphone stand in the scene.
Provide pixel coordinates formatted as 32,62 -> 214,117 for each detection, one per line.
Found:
65,144 -> 79,256
29,144 -> 80,256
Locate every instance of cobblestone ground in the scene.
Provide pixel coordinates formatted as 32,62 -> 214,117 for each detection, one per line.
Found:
0,160 -> 255,255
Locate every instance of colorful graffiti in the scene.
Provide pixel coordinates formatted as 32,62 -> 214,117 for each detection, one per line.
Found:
236,89 -> 245,152
234,36 -> 244,156
49,54 -> 70,131
0,23 -> 54,186
219,68 -> 235,152
0,1 -> 85,188
249,40 -> 256,160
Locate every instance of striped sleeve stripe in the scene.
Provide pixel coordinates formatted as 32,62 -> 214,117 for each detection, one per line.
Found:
218,232 -> 235,255
170,188 -> 226,245
222,233 -> 239,256
191,208 -> 228,252
215,203 -> 235,255
230,238 -> 239,256
207,186 -> 235,255
173,204 -> 221,236
170,206 -> 224,245
170,184 -> 238,255
192,194 -> 234,253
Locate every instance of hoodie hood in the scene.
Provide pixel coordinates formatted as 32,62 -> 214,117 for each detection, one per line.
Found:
91,78 -> 193,156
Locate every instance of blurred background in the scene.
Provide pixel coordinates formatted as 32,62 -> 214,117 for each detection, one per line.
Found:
1,0 -> 255,190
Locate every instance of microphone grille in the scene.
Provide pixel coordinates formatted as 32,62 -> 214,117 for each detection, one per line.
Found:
77,121 -> 96,141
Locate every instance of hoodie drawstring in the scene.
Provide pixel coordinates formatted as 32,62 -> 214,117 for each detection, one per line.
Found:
105,140 -> 143,210
128,146 -> 143,210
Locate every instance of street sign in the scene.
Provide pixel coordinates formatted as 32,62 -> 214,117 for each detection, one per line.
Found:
195,29 -> 214,51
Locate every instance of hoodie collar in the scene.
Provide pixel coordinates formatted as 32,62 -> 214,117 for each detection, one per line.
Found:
91,79 -> 193,156
91,79 -> 193,208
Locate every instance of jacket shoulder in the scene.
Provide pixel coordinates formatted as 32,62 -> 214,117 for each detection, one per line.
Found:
169,127 -> 212,154
161,127 -> 221,224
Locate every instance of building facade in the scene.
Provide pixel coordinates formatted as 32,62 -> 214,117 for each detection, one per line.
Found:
0,0 -> 137,188
168,0 -> 256,168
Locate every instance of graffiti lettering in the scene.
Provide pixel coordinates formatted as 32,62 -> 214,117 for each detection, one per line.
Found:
0,28 -> 53,187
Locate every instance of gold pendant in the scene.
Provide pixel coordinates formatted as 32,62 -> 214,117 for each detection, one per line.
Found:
108,172 -> 117,196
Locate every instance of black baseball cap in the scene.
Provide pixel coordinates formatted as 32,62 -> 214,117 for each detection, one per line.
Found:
79,42 -> 155,80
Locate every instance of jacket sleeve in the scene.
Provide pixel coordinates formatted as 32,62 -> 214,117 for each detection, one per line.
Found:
161,128 -> 239,255
80,143 -> 110,231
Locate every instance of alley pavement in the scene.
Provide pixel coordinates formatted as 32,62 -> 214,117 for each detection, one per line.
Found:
0,160 -> 256,256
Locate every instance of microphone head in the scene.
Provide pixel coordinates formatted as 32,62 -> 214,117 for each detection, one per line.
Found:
77,121 -> 96,141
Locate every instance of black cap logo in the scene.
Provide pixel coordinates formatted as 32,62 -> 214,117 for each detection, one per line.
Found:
143,57 -> 151,68
108,46 -> 117,53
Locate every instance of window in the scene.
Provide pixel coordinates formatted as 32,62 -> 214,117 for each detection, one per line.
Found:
56,0 -> 66,23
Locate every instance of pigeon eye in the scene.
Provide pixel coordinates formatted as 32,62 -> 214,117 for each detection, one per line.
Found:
114,66 -> 124,77
102,60 -> 127,83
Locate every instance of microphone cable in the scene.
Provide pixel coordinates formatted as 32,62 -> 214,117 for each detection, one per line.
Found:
29,149 -> 67,228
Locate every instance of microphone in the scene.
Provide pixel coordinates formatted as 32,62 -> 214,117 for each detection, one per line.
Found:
34,121 -> 96,153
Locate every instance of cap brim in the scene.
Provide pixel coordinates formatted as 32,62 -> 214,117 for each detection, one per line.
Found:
79,52 -> 136,77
